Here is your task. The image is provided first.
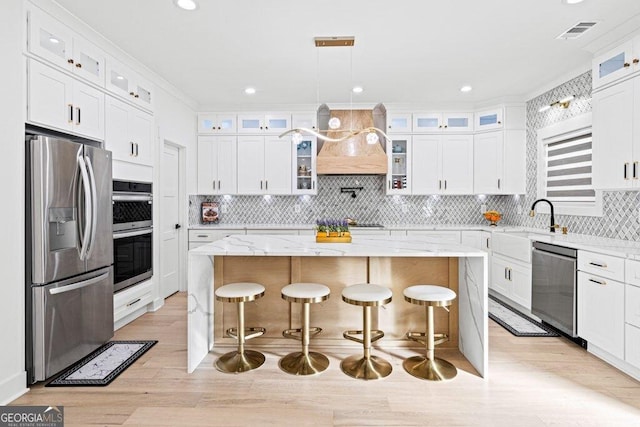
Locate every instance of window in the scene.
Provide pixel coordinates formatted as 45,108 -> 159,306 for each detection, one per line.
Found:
537,113 -> 602,217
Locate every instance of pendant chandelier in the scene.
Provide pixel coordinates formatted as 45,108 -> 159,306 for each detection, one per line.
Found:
279,36 -> 392,145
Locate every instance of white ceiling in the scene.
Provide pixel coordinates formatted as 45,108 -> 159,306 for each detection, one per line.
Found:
54,0 -> 640,110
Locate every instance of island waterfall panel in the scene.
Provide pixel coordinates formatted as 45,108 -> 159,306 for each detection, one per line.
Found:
214,256 -> 458,348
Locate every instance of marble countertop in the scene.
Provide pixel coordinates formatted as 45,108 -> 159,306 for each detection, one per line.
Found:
189,234 -> 488,258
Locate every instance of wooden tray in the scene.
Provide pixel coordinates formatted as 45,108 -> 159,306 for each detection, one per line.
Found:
315,233 -> 352,243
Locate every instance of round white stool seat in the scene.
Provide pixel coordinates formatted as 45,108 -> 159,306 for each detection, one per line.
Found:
281,283 -> 330,304
342,283 -> 392,307
215,282 -> 265,303
404,285 -> 456,307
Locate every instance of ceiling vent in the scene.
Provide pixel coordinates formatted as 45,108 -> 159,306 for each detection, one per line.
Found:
556,21 -> 598,39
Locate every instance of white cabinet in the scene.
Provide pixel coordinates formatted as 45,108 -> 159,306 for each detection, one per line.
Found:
490,233 -> 531,308
106,56 -> 153,110
237,113 -> 291,134
292,113 -> 318,131
27,5 -> 106,86
491,254 -> 532,309
114,279 -> 153,330
105,96 -> 153,166
386,135 -> 411,194
592,77 -> 640,189
237,136 -> 292,194
28,59 -> 104,140
387,113 -> 412,133
197,135 -> 237,194
475,108 -> 503,131
473,130 -> 526,194
292,137 -> 317,195
198,113 -> 237,134
625,260 -> 640,369
412,135 -> 474,195
413,112 -> 473,132
461,230 -> 491,252
577,270 -> 625,359
592,35 -> 640,90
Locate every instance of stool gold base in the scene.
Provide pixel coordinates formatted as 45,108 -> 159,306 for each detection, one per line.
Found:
215,350 -> 265,373
403,355 -> 457,381
279,351 -> 330,376
340,354 -> 392,380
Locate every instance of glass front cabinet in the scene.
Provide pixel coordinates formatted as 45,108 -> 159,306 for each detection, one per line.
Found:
387,135 -> 411,194
592,40 -> 636,90
292,137 -> 317,195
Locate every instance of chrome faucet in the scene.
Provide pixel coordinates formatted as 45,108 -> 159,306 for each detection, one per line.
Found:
529,198 -> 557,233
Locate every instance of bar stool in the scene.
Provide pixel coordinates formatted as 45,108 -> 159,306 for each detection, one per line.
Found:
403,284 -> 457,381
279,283 -> 331,376
341,283 -> 393,380
214,282 -> 266,373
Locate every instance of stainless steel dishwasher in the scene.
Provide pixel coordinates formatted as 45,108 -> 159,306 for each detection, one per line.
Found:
531,241 -> 578,337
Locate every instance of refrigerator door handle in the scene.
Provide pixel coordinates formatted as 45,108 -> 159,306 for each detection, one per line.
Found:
84,156 -> 98,259
48,272 -> 110,295
77,154 -> 92,261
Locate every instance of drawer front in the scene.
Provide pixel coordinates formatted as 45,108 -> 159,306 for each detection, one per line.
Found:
578,250 -> 625,282
626,284 -> 640,328
492,233 -> 531,263
626,259 -> 640,287
626,324 -> 640,369
188,229 -> 242,242
406,230 -> 460,243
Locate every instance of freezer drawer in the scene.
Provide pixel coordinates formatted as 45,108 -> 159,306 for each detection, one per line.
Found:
32,266 -> 114,382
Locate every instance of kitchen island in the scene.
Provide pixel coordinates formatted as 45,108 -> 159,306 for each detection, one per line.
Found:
187,234 -> 489,377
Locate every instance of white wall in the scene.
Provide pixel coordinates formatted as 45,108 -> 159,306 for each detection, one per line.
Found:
0,0 -> 28,404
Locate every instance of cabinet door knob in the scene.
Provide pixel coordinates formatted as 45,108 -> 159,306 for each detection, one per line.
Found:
624,62 -> 631,68
130,92 -> 135,96
265,126 -> 269,130
134,94 -> 139,98
75,63 -> 82,68
67,58 -> 74,64
634,58 -> 640,64
217,126 -> 221,130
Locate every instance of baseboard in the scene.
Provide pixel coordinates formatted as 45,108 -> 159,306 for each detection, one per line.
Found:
0,371 -> 28,405
114,306 -> 147,331
150,297 -> 164,312
589,344 -> 640,382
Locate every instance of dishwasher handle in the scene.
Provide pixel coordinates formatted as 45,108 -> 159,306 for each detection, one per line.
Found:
532,247 -> 578,263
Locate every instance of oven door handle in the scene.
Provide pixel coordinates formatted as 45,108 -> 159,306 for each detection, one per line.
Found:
49,272 -> 110,295
112,194 -> 153,202
114,228 -> 153,239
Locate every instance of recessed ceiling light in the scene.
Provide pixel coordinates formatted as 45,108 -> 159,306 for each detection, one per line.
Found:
174,0 -> 198,11
244,87 -> 256,95
352,86 -> 364,94
460,85 -> 472,93
563,0 -> 584,4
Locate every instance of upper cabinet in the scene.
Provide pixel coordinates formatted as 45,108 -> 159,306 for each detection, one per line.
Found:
198,113 -> 237,134
197,135 -> 237,195
592,35 -> 640,90
106,56 -> 153,111
386,135 -> 411,194
473,130 -> 526,194
386,113 -> 412,133
592,78 -> 640,190
27,6 -> 106,87
28,59 -> 104,140
474,107 -> 504,131
237,113 -> 291,134
412,112 -> 473,133
105,96 -> 153,166
292,113 -> 318,131
412,135 -> 474,195
237,136 -> 292,194
292,136 -> 317,195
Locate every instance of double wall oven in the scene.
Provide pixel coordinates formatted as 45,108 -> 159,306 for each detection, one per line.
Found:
112,180 -> 153,293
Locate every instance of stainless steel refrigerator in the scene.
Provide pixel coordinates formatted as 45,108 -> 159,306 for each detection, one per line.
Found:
26,134 -> 114,383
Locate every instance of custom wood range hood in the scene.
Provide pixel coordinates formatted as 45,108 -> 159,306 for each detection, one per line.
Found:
316,104 -> 388,175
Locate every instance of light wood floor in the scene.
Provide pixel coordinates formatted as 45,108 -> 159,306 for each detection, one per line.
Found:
12,292 -> 640,426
